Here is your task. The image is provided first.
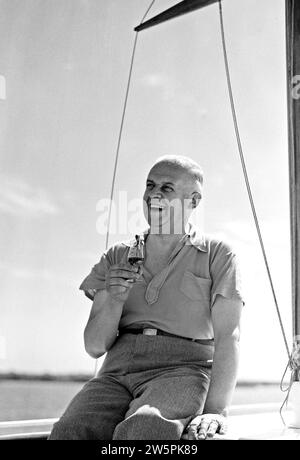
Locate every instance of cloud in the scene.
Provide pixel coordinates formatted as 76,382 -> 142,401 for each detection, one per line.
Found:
220,220 -> 257,245
209,218 -> 290,250
0,175 -> 60,217
141,73 -> 177,101
142,74 -> 166,87
141,73 -> 208,117
0,261 -> 75,286
70,250 -> 101,263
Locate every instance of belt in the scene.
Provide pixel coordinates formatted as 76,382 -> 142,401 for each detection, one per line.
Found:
118,327 -> 214,345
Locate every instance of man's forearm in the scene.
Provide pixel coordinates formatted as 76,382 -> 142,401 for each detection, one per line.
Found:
202,336 -> 240,416
84,290 -> 123,358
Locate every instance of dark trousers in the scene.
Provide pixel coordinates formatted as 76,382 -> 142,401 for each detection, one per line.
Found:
49,334 -> 213,440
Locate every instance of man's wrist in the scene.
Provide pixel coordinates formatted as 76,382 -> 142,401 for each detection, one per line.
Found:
197,408 -> 228,418
104,290 -> 125,307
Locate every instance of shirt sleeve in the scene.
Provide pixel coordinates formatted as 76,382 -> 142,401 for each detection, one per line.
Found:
79,252 -> 110,300
210,240 -> 244,308
78,243 -> 129,301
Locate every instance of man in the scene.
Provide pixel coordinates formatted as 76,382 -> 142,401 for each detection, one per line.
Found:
49,155 -> 244,440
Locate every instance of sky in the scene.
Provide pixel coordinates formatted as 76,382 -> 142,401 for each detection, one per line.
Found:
0,0 -> 292,382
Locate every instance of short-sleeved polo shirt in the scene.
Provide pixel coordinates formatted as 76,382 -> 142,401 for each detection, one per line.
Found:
79,225 -> 244,340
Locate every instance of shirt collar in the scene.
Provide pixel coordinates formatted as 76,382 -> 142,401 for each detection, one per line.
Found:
185,222 -> 207,252
124,223 -> 207,253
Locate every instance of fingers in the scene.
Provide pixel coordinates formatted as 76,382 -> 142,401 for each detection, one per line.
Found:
107,278 -> 135,298
218,422 -> 228,435
106,263 -> 142,301
110,263 -> 142,279
109,278 -> 135,288
107,265 -> 142,291
199,420 -> 219,439
121,261 -> 143,273
197,420 -> 211,440
185,416 -> 202,440
110,270 -> 141,280
187,424 -> 198,440
184,415 -> 227,441
111,263 -> 140,274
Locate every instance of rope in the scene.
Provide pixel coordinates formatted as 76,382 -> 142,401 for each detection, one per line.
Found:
105,0 -> 157,252
280,340 -> 300,425
218,0 -> 292,364
279,361 -> 295,425
94,0 -> 157,377
280,1 -> 300,425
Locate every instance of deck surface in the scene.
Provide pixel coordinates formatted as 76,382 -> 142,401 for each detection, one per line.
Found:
0,408 -> 299,440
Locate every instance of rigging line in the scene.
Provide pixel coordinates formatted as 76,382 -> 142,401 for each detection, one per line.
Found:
94,0 -> 156,377
105,0 -> 157,252
279,366 -> 296,425
289,0 -> 297,342
218,0 -> 291,363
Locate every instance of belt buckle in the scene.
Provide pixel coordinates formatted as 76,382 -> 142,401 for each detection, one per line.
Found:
143,328 -> 157,336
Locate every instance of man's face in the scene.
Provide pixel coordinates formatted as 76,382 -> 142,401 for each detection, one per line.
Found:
143,163 -> 200,234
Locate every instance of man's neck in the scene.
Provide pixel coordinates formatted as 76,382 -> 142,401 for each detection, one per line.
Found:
146,231 -> 186,252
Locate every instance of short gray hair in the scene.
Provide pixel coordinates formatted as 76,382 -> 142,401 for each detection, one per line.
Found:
151,155 -> 204,186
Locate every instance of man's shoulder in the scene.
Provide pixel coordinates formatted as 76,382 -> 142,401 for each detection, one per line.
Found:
202,234 -> 238,257
187,224 -> 237,256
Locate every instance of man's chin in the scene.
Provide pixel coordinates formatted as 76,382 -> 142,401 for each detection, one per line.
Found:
144,211 -> 169,229
148,221 -> 186,235
148,222 -> 171,235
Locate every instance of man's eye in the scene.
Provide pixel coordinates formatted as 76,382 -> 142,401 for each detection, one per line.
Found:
146,183 -> 154,189
163,186 -> 173,192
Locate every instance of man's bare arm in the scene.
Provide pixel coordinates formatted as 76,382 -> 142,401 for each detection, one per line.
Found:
202,296 -> 242,416
185,296 -> 243,440
84,264 -> 141,358
84,290 -> 123,358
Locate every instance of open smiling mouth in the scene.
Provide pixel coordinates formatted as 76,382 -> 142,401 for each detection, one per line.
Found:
150,204 -> 164,211
146,199 -> 169,218
148,201 -> 167,213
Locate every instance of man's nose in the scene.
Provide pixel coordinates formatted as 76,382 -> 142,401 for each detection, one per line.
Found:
149,190 -> 163,200
148,186 -> 163,199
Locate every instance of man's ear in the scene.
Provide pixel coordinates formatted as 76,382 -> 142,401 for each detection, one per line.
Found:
191,192 -> 202,209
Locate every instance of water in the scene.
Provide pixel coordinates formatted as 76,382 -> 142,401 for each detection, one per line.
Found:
0,379 -> 285,422
0,380 -> 83,421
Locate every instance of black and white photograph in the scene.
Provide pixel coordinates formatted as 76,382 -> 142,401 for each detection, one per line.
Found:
0,0 -> 300,444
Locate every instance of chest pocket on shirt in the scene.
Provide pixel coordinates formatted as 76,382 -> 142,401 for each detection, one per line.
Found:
180,270 -> 212,302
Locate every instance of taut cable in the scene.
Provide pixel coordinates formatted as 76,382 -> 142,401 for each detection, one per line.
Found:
218,0 -> 291,364
94,0 -> 157,377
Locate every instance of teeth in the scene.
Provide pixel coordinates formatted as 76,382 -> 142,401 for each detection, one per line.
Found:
150,204 -> 164,209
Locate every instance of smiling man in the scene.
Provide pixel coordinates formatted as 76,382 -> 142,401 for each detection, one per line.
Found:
49,155 -> 244,441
